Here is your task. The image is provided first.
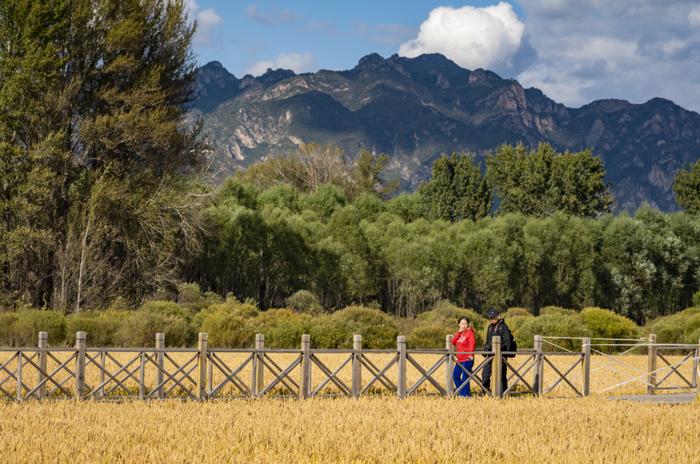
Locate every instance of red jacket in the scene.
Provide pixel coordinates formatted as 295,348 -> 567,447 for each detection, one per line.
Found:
451,327 -> 475,362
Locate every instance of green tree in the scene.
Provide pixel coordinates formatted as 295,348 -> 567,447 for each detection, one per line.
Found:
350,149 -> 399,199
674,159 -> 700,214
0,0 -> 204,310
487,143 -> 612,217
419,153 -> 492,221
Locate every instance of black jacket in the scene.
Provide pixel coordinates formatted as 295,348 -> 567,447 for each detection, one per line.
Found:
483,319 -> 514,352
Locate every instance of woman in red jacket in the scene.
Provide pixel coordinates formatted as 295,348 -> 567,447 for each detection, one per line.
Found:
451,316 -> 476,397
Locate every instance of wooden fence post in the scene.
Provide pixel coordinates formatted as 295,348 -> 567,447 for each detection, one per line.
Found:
37,331 -> 47,400
139,351 -> 146,400
155,333 -> 165,399
445,335 -> 454,397
534,335 -> 543,396
692,338 -> 699,392
397,335 -> 406,399
197,333 -> 208,400
582,337 -> 591,397
352,335 -> 362,397
16,347 -> 23,401
300,334 -> 311,399
492,336 -> 502,399
75,331 -> 86,400
252,334 -> 264,397
647,333 -> 657,395
207,351 -> 213,394
98,351 -> 106,398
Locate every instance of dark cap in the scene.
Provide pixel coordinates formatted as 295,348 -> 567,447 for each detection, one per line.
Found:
485,309 -> 499,319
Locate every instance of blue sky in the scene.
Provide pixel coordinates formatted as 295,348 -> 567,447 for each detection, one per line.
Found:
191,1 -> 521,75
188,1 -> 700,111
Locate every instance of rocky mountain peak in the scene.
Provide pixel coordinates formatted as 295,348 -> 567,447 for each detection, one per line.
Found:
192,54 -> 700,211
355,53 -> 388,72
258,68 -> 296,85
468,68 -> 503,84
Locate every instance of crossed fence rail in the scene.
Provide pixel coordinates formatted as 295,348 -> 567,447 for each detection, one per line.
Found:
0,331 -> 698,402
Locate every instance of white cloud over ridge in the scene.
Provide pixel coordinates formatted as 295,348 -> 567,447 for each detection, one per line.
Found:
247,52 -> 316,76
516,0 -> 700,111
397,1 -> 700,111
399,3 -> 528,73
185,0 -> 222,46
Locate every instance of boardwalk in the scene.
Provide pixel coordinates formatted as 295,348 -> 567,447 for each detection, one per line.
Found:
0,331 -> 698,402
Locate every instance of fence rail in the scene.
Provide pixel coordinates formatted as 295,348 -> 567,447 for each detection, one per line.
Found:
0,332 -> 697,402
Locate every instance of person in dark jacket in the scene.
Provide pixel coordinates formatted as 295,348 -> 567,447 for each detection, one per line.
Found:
481,309 -> 514,393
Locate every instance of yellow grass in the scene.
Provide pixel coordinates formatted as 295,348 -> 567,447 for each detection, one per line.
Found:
0,397 -> 698,463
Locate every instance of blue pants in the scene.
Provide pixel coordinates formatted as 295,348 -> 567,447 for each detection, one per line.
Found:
453,359 -> 474,397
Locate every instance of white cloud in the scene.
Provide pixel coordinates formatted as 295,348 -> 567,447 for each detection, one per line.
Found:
516,0 -> 700,111
247,52 -> 316,76
398,3 -> 527,72
185,0 -> 222,45
689,6 -> 700,27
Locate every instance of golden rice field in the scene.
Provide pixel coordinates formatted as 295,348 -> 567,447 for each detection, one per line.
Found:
1,348 -> 697,398
1,397 -> 698,463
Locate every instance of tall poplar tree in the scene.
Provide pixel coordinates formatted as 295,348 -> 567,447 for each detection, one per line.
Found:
419,153 -> 492,222
0,0 -> 205,310
486,143 -> 612,217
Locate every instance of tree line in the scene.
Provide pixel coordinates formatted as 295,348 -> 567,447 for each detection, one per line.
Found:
184,172 -> 700,324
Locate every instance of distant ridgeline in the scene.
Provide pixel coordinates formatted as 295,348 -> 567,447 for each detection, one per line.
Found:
190,53 -> 700,212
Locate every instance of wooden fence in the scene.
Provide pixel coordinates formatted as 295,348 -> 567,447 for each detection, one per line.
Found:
0,332 -> 697,402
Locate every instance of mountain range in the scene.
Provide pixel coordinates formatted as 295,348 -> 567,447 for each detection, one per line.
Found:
189,53 -> 700,211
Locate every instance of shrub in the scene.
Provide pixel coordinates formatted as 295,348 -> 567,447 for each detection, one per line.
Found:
308,315 -> 351,349
645,307 -> 700,344
114,310 -> 193,347
539,306 -> 576,316
329,306 -> 398,349
504,307 -> 532,318
195,297 -> 261,347
514,313 -> 589,350
199,308 -> 252,348
0,312 -> 19,346
300,184 -> 347,219
258,185 -> 300,211
248,308 -> 312,348
503,307 -> 534,334
386,193 -> 426,222
65,310 -> 129,346
688,326 -> 700,345
9,310 -> 66,346
108,296 -> 132,311
176,283 -> 223,312
140,300 -> 192,320
580,307 -> 640,341
353,193 -> 387,221
407,324 -> 449,349
193,297 -> 260,329
285,290 -> 323,315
